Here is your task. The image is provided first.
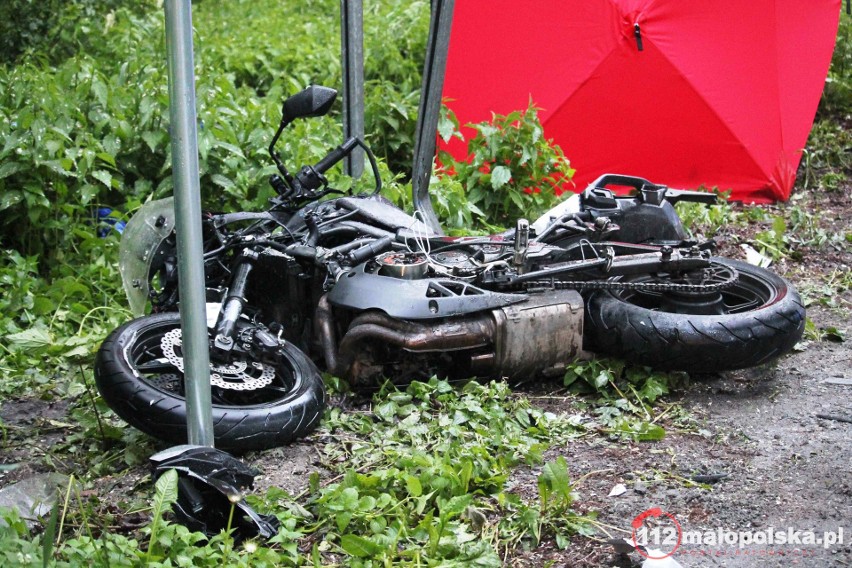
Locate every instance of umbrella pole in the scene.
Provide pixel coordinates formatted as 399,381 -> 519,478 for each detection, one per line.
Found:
411,0 -> 454,235
163,0 -> 214,447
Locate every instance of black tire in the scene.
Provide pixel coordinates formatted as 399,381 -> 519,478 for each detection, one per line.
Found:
94,313 -> 325,451
584,258 -> 805,372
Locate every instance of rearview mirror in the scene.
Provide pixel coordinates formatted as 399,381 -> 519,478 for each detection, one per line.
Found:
281,85 -> 337,123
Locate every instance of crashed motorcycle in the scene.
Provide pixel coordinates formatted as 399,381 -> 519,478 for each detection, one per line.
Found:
95,86 -> 806,450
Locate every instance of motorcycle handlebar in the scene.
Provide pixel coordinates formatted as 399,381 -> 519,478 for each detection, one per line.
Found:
313,137 -> 358,175
294,137 -> 359,193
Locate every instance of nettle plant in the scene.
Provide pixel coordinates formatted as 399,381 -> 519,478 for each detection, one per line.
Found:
438,102 -> 575,228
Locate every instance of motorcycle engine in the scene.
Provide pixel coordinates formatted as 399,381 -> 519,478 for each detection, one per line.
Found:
376,251 -> 428,279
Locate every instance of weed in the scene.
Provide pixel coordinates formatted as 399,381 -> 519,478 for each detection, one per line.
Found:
803,318 -> 846,343
563,358 -> 690,441
437,102 -> 575,228
674,188 -> 743,237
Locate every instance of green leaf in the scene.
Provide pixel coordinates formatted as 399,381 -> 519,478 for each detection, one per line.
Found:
439,494 -> 472,519
8,328 -> 53,350
0,190 -> 23,211
142,131 -> 165,152
0,161 -> 25,179
823,326 -> 845,342
152,469 -> 179,521
31,296 -> 55,315
637,376 -> 669,403
210,173 -> 235,189
91,76 -> 108,106
42,496 -> 60,568
335,511 -> 353,533
539,457 -> 572,504
42,160 -> 76,177
490,165 -> 511,189
340,534 -> 383,558
339,487 -> 359,510
213,140 -> 246,159
622,421 -> 666,441
96,152 -> 116,167
148,469 -> 179,563
405,475 -> 422,497
509,190 -> 526,211
81,184 -> 100,204
92,170 -> 113,189
593,371 -> 610,389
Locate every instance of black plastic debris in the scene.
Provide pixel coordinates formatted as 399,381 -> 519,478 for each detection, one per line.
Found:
150,445 -> 279,541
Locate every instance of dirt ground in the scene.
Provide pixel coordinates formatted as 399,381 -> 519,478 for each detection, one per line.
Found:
1,186 -> 850,567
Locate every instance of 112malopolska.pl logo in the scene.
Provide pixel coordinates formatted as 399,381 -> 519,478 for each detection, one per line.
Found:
630,507 -> 846,560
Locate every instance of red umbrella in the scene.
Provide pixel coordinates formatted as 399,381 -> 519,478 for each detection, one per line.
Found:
441,0 -> 840,203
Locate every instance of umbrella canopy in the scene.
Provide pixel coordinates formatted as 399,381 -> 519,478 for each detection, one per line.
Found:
441,0 -> 840,203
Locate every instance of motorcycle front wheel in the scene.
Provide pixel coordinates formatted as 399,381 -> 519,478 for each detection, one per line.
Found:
95,313 -> 325,451
584,258 -> 806,373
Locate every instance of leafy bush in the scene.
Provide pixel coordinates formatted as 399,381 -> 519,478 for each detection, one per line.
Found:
0,0 -> 153,64
438,102 -> 575,228
819,10 -> 852,116
0,0 -> 64,63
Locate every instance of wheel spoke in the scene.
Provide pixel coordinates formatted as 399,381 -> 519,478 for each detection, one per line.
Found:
254,384 -> 293,396
136,358 -> 177,374
723,291 -> 762,313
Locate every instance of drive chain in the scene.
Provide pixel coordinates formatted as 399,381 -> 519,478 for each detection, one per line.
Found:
523,265 -> 740,294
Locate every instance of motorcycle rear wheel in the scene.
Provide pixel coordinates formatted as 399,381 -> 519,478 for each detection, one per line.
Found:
584,258 -> 805,372
95,313 -> 325,451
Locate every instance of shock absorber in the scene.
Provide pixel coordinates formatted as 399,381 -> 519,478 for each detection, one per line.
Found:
213,250 -> 258,354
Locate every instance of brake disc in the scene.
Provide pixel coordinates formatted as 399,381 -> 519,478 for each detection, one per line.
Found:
160,328 -> 275,391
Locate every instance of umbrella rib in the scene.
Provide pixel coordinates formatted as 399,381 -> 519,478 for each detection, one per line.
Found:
545,48 -> 624,130
646,40 -> 771,185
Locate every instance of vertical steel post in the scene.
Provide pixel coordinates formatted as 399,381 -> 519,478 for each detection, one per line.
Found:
411,0 -> 454,235
341,0 -> 365,178
163,0 -> 214,447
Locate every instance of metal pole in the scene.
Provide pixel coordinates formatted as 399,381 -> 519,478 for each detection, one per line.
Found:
341,0 -> 365,178
411,0 -> 454,235
163,0 -> 214,447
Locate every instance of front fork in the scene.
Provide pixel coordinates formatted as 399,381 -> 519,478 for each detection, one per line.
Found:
211,250 -> 280,360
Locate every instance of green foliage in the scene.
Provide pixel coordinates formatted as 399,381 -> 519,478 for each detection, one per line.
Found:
819,9 -> 852,116
1,378 -> 594,566
438,102 -> 575,228
803,318 -> 846,343
809,9 -> 852,190
190,0 -> 429,174
147,469 -> 178,563
428,173 -> 488,233
801,120 -> 852,189
0,0 -> 63,63
750,204 -> 847,262
0,1 -> 155,65
300,378 -> 588,562
563,358 -> 687,442
674,188 -> 742,237
0,240 -> 129,400
798,267 -> 852,309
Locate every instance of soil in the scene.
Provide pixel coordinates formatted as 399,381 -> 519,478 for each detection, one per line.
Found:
1,184 -> 850,567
